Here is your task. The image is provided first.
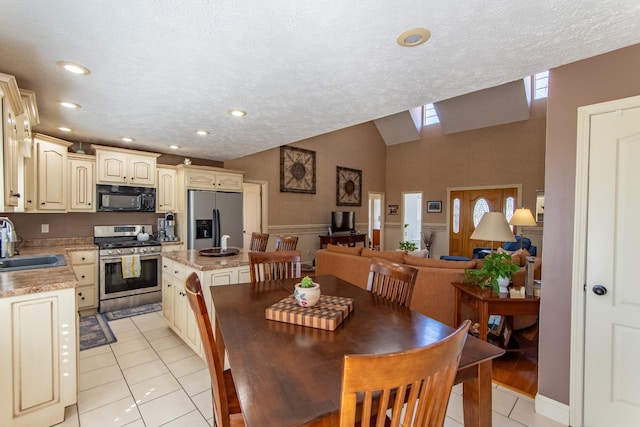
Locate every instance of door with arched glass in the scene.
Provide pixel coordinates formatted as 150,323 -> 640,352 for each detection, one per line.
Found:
449,188 -> 517,258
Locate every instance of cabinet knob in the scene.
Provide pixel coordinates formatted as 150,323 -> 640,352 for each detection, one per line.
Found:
81,257 -> 86,260
81,275 -> 86,279
78,292 -> 83,296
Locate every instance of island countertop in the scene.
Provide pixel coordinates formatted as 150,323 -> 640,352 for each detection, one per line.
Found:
162,248 -> 250,271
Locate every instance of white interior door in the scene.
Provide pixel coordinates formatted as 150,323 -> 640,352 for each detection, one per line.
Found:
242,182 -> 263,248
583,104 -> 640,425
402,192 -> 422,249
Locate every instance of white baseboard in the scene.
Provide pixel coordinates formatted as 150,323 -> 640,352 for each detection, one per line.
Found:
535,393 -> 570,426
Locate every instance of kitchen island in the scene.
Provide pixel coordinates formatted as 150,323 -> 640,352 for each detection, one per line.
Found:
0,248 -> 83,427
161,248 -> 251,355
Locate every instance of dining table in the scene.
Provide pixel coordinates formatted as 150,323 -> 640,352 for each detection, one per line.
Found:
210,274 -> 505,427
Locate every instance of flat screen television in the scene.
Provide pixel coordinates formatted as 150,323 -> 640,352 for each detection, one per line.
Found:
331,211 -> 355,234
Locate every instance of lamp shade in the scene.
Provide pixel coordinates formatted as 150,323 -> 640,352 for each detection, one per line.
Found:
509,208 -> 537,227
470,212 -> 516,243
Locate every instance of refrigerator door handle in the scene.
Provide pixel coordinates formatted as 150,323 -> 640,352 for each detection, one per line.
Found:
212,209 -> 221,247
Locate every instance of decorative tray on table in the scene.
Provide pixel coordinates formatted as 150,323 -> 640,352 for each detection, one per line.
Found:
199,247 -> 240,257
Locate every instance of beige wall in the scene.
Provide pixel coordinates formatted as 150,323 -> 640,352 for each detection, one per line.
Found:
541,43 -> 640,405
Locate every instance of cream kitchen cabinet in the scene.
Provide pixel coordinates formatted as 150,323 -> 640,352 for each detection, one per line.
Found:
18,90 -> 39,212
180,165 -> 243,192
24,134 -> 72,212
161,257 -> 201,355
0,73 -> 24,210
69,249 -> 98,312
68,153 -> 95,212
0,288 -> 77,427
157,165 -> 177,212
93,144 -> 160,187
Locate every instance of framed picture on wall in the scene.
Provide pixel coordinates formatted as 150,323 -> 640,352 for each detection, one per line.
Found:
280,146 -> 316,194
427,201 -> 442,213
336,166 -> 362,206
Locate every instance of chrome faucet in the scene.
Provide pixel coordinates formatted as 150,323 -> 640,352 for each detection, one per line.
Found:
0,217 -> 17,258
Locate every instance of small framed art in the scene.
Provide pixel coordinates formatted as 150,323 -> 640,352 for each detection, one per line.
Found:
336,166 -> 362,206
280,146 -> 316,194
427,201 -> 442,213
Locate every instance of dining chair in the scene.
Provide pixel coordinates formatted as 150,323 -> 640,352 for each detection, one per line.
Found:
274,235 -> 299,251
366,257 -> 419,307
249,232 -> 269,252
184,272 -> 245,427
248,250 -> 301,282
339,319 -> 472,427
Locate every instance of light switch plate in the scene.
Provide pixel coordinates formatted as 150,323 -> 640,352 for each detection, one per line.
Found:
41,224 -> 49,233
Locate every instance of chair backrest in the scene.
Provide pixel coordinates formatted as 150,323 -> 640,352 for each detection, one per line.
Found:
339,320 -> 471,427
366,257 -> 418,307
249,232 -> 270,252
249,250 -> 302,282
184,272 -> 233,427
275,235 -> 298,251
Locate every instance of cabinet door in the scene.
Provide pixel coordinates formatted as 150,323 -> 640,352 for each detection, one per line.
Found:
216,172 -> 243,192
129,155 -> 156,186
96,150 -> 128,184
69,157 -> 95,211
157,167 -> 176,212
2,102 -> 20,208
161,275 -> 174,324
37,141 -> 68,210
185,170 -> 217,189
76,285 -> 97,309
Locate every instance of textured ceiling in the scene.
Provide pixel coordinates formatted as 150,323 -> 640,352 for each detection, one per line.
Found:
1,1 -> 639,162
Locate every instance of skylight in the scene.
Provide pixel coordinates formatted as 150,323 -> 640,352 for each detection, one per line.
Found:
534,71 -> 549,99
423,103 -> 440,126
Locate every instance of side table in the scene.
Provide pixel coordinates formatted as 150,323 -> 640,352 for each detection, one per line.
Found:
452,282 -> 540,342
319,233 -> 367,249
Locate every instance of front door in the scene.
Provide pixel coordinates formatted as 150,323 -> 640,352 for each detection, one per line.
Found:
583,102 -> 640,425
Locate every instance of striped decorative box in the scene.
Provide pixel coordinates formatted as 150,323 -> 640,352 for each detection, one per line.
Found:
265,295 -> 354,331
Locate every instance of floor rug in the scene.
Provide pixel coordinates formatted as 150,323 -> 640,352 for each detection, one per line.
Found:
79,314 -> 117,351
102,302 -> 163,321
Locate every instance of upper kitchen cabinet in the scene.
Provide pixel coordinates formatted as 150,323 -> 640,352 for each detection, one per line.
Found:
68,153 -> 95,212
178,164 -> 244,192
26,134 -> 72,211
0,73 -> 25,211
157,165 -> 177,212
93,144 -> 160,187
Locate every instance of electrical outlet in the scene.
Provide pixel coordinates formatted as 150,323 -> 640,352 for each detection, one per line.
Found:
306,250 -> 311,255
41,224 -> 49,233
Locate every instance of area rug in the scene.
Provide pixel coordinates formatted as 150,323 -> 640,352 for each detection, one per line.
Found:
102,302 -> 162,321
79,314 -> 117,351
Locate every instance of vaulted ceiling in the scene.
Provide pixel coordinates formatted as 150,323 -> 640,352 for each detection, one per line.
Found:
1,1 -> 639,161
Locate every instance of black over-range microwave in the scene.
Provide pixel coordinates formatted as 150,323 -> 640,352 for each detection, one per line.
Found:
96,185 -> 156,212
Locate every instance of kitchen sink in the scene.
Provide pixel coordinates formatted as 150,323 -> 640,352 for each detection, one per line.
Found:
0,254 -> 66,272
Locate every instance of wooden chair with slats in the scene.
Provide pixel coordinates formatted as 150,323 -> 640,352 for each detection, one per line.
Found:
184,272 -> 245,427
274,235 -> 299,251
249,232 -> 269,252
366,257 -> 419,307
248,250 -> 301,282
339,320 -> 472,427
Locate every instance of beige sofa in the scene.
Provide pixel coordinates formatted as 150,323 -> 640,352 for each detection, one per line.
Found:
315,244 -> 542,328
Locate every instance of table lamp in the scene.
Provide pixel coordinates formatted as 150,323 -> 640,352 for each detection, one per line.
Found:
508,208 -> 537,250
470,212 -> 516,251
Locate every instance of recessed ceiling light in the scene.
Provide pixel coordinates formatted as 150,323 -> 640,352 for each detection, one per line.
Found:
56,61 -> 91,75
229,109 -> 247,117
121,137 -> 134,143
59,101 -> 81,109
59,127 -> 72,132
396,28 -> 431,47
196,130 -> 209,136
169,145 -> 180,149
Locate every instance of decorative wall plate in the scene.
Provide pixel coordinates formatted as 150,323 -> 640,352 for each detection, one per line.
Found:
336,166 -> 362,206
280,146 -> 316,194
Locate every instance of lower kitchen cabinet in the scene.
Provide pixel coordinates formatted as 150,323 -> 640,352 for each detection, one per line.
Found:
69,249 -> 98,312
0,288 -> 77,427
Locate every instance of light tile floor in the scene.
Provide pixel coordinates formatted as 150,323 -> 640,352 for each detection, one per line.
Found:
55,311 -> 566,427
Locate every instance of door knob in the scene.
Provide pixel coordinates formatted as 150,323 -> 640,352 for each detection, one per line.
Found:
592,284 -> 608,296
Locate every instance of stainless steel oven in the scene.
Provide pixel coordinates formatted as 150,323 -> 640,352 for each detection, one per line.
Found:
94,225 -> 162,313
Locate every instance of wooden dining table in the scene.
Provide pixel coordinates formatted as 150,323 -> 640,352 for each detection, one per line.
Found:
210,275 -> 505,427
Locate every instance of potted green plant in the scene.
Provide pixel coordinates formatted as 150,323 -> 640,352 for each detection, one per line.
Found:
399,241 -> 418,251
463,252 -> 519,294
294,276 -> 321,307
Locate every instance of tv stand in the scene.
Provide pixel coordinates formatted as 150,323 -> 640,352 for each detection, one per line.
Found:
319,233 -> 366,249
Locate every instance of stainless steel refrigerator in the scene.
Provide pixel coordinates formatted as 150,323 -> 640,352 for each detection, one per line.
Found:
187,190 -> 244,249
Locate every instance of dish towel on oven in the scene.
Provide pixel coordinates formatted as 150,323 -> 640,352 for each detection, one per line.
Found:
121,255 -> 141,279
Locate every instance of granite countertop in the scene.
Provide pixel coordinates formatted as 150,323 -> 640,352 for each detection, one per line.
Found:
162,248 -> 250,271
0,243 -> 98,299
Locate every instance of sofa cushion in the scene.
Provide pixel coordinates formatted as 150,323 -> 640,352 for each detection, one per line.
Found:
404,257 -> 477,270
361,249 -> 406,263
497,247 -> 530,266
326,244 -> 363,256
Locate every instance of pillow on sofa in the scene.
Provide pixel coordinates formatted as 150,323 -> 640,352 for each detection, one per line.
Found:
361,248 -> 406,263
403,257 -> 477,270
326,244 -> 363,256
497,247 -> 529,267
